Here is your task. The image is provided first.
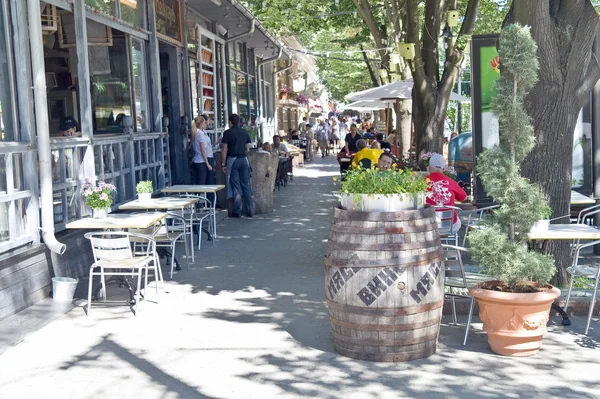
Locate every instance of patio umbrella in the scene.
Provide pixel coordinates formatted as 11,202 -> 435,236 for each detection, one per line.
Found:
338,100 -> 393,111
346,80 -> 470,102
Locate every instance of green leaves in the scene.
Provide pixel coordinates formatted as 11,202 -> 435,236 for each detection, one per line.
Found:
469,226 -> 555,288
340,168 -> 429,196
136,180 -> 153,194
469,24 -> 555,290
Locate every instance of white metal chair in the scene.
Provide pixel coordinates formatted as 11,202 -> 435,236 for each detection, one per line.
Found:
84,232 -> 158,315
435,205 -> 462,246
179,194 -> 215,250
461,204 -> 500,246
442,244 -> 490,345
130,214 -> 189,279
564,239 -> 600,335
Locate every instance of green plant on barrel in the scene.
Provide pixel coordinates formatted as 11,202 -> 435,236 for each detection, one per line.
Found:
339,167 -> 429,205
468,24 -> 555,292
247,127 -> 258,143
136,180 -> 153,194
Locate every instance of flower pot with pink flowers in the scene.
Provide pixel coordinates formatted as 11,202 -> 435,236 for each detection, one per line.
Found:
81,181 -> 117,218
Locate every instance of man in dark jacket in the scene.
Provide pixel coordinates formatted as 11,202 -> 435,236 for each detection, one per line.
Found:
221,114 -> 254,217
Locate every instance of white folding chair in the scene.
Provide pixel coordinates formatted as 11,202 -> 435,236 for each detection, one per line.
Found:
435,205 -> 462,246
461,204 -> 500,246
442,244 -> 491,345
84,232 -> 158,315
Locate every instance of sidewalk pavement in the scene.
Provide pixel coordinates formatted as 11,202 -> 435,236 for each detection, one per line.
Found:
1,155 -> 600,399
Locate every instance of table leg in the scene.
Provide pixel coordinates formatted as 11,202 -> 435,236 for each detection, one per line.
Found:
157,248 -> 181,271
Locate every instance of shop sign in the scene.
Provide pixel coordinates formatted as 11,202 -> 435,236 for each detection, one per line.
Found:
156,0 -> 182,42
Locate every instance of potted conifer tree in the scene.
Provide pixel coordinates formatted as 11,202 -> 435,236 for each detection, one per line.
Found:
468,24 -> 560,357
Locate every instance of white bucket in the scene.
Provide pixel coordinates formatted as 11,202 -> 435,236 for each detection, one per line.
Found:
52,277 -> 78,302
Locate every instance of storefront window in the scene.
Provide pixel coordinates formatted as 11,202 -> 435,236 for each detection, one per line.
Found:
237,73 -> 248,124
120,0 -> 146,28
85,0 -> 117,17
228,43 -> 237,69
190,59 -> 199,117
91,34 -> 131,132
0,0 -> 16,141
248,77 -> 255,124
155,0 -> 182,42
237,43 -> 244,72
132,39 -> 149,131
230,71 -> 238,115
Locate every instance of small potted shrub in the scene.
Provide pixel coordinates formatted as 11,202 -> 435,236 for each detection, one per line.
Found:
338,167 -> 428,212
81,181 -> 116,218
530,205 -> 553,232
467,25 -> 559,357
136,180 -> 153,202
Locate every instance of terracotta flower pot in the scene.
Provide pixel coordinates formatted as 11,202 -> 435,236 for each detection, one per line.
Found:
470,280 -> 560,357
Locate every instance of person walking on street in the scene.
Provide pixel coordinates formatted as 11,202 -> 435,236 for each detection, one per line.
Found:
316,120 -> 329,157
221,114 -> 254,218
305,124 -> 314,162
298,117 -> 307,136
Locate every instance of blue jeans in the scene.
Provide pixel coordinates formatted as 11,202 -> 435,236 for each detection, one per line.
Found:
229,157 -> 253,216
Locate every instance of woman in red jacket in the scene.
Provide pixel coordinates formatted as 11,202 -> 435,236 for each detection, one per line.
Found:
425,153 -> 467,231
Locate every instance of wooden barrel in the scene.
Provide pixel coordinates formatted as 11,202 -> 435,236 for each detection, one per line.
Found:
325,205 -> 444,362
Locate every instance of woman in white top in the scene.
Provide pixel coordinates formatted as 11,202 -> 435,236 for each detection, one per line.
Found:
191,116 -> 215,186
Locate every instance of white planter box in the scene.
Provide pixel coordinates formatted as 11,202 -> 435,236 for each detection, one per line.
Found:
530,219 -> 550,232
138,192 -> 152,202
339,193 -> 425,212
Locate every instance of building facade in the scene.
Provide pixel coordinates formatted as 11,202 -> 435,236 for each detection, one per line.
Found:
0,0 -> 292,320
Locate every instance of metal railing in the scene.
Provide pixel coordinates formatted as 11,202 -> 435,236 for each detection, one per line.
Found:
51,132 -> 170,233
0,144 -> 37,252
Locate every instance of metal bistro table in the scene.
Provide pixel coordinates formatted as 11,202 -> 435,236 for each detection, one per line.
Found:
66,212 -> 167,303
161,185 -> 225,242
119,197 -> 200,266
570,190 -> 596,206
528,223 -> 600,326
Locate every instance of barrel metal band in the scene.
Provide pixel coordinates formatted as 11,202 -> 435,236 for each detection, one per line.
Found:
326,299 -> 444,316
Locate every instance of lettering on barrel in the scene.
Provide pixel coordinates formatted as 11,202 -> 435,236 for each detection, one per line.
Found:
327,267 -> 361,298
357,267 -> 406,306
409,263 -> 442,304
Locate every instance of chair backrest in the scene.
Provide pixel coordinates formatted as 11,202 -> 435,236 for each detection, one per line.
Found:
578,204 -> 600,225
435,205 -> 460,235
442,244 -> 469,287
85,232 -> 134,263
177,194 -> 212,211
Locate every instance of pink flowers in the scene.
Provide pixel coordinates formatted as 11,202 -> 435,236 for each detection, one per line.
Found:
80,181 -> 116,210
296,93 -> 309,106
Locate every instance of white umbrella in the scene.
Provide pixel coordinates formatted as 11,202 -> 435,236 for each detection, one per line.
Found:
339,100 -> 393,111
347,80 -> 470,102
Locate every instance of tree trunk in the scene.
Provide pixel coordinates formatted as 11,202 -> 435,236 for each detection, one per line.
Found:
506,0 -> 600,285
414,88 -> 444,162
406,0 -> 479,162
398,100 -> 412,158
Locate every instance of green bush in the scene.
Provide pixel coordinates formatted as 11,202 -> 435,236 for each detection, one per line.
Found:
468,25 -> 555,291
136,180 -> 153,194
339,167 -> 429,196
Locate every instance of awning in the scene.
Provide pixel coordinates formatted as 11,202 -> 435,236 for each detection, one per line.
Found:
187,0 -> 291,59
